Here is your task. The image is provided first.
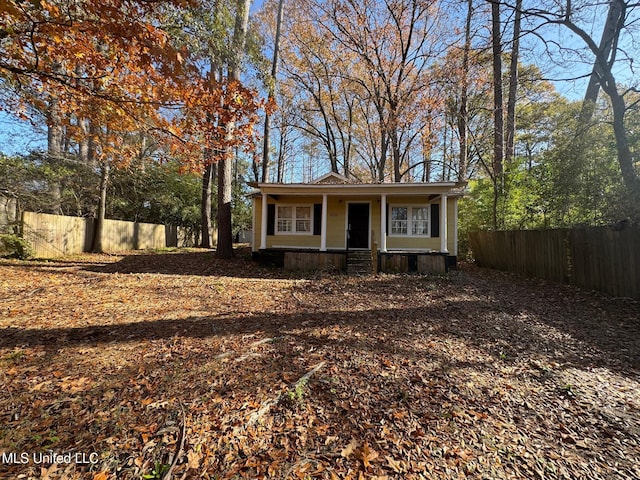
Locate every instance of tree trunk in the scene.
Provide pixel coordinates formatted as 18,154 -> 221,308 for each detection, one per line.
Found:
490,0 -> 504,229
47,98 -> 63,214
577,0 -> 624,128
391,129 -> 402,182
217,0 -> 252,259
200,163 -> 214,248
505,0 -> 521,166
262,0 -> 285,183
457,0 -> 473,182
601,75 -> 640,207
92,162 -> 110,253
216,152 -> 234,258
277,127 -> 287,182
262,114 -> 272,183
378,127 -> 388,183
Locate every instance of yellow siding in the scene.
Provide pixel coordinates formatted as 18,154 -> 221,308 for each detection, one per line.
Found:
326,197 -> 346,249
271,235 -> 321,248
252,196 -> 262,250
253,195 -> 458,253
387,237 -> 441,250
254,195 -> 323,249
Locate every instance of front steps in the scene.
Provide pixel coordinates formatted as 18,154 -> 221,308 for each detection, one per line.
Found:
347,251 -> 374,275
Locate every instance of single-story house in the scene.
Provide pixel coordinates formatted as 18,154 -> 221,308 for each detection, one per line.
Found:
248,172 -> 466,273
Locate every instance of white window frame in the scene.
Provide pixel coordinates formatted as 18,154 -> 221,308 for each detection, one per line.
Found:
389,204 -> 431,237
275,204 -> 314,235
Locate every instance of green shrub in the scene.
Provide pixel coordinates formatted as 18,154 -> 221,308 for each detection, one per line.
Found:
0,234 -> 32,259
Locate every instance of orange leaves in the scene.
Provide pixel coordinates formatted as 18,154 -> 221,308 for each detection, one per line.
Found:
340,439 -> 380,472
2,250 -> 640,479
1,0 -> 266,171
169,78 -> 264,172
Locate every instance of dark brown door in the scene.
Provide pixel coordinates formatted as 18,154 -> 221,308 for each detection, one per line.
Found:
348,203 -> 369,249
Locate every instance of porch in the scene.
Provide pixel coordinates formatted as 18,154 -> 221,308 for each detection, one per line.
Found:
249,175 -> 465,274
253,247 -> 454,274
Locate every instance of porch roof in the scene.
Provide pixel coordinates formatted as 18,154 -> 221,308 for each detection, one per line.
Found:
247,181 -> 467,198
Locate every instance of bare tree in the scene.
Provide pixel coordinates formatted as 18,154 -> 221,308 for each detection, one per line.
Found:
457,0 -> 474,182
505,0 -> 522,166
517,0 -> 640,209
261,0 -> 286,182
490,0 -> 504,228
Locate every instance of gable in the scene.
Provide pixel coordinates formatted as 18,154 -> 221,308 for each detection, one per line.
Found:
312,172 -> 351,185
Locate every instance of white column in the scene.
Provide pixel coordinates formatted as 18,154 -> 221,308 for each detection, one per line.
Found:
251,197 -> 257,252
320,194 -> 328,251
380,194 -> 387,252
453,197 -> 458,256
260,192 -> 268,250
440,194 -> 448,253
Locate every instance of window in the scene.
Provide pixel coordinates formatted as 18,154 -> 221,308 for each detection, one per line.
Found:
295,206 -> 311,232
276,205 -> 312,234
412,207 -> 429,235
277,206 -> 293,232
391,207 -> 408,235
390,205 -> 430,237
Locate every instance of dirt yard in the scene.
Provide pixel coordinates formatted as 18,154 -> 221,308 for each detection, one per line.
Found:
1,248 -> 639,479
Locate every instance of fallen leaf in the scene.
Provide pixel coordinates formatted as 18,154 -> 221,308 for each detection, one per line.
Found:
341,438 -> 358,458
187,450 -> 201,469
360,442 -> 379,469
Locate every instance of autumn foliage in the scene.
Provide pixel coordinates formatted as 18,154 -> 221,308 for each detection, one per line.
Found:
0,0 -> 263,170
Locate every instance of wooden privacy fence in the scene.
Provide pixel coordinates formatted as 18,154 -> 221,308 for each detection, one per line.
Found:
469,226 -> 640,300
22,212 -> 188,258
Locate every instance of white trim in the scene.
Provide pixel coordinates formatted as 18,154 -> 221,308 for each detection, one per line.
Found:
251,181 -> 460,189
275,204 -> 314,235
271,245 -> 321,250
381,248 -> 434,253
248,182 -> 465,200
260,193 -> 268,249
380,194 -> 387,253
311,171 -> 350,184
453,197 -> 458,256
252,198 -> 257,252
320,194 -> 328,251
345,201 -> 371,249
440,194 -> 449,253
388,204 -> 431,237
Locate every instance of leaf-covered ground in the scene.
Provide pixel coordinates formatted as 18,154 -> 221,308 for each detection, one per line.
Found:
1,247 -> 639,480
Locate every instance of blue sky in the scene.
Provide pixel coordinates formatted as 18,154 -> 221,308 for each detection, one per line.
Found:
0,0 -> 623,157
0,111 -> 45,155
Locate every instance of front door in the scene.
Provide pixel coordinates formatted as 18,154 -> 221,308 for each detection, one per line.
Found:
347,203 -> 369,249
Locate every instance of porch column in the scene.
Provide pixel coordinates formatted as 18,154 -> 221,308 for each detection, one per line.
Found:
320,194 -> 328,251
380,194 -> 387,252
260,192 -> 268,250
440,194 -> 448,253
251,197 -> 257,252
453,197 -> 458,256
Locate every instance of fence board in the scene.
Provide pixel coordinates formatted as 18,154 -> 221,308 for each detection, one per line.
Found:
469,227 -> 640,300
21,212 -> 182,258
22,212 -> 93,257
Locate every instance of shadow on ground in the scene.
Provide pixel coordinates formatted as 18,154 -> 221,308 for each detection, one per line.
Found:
83,247 -> 299,279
